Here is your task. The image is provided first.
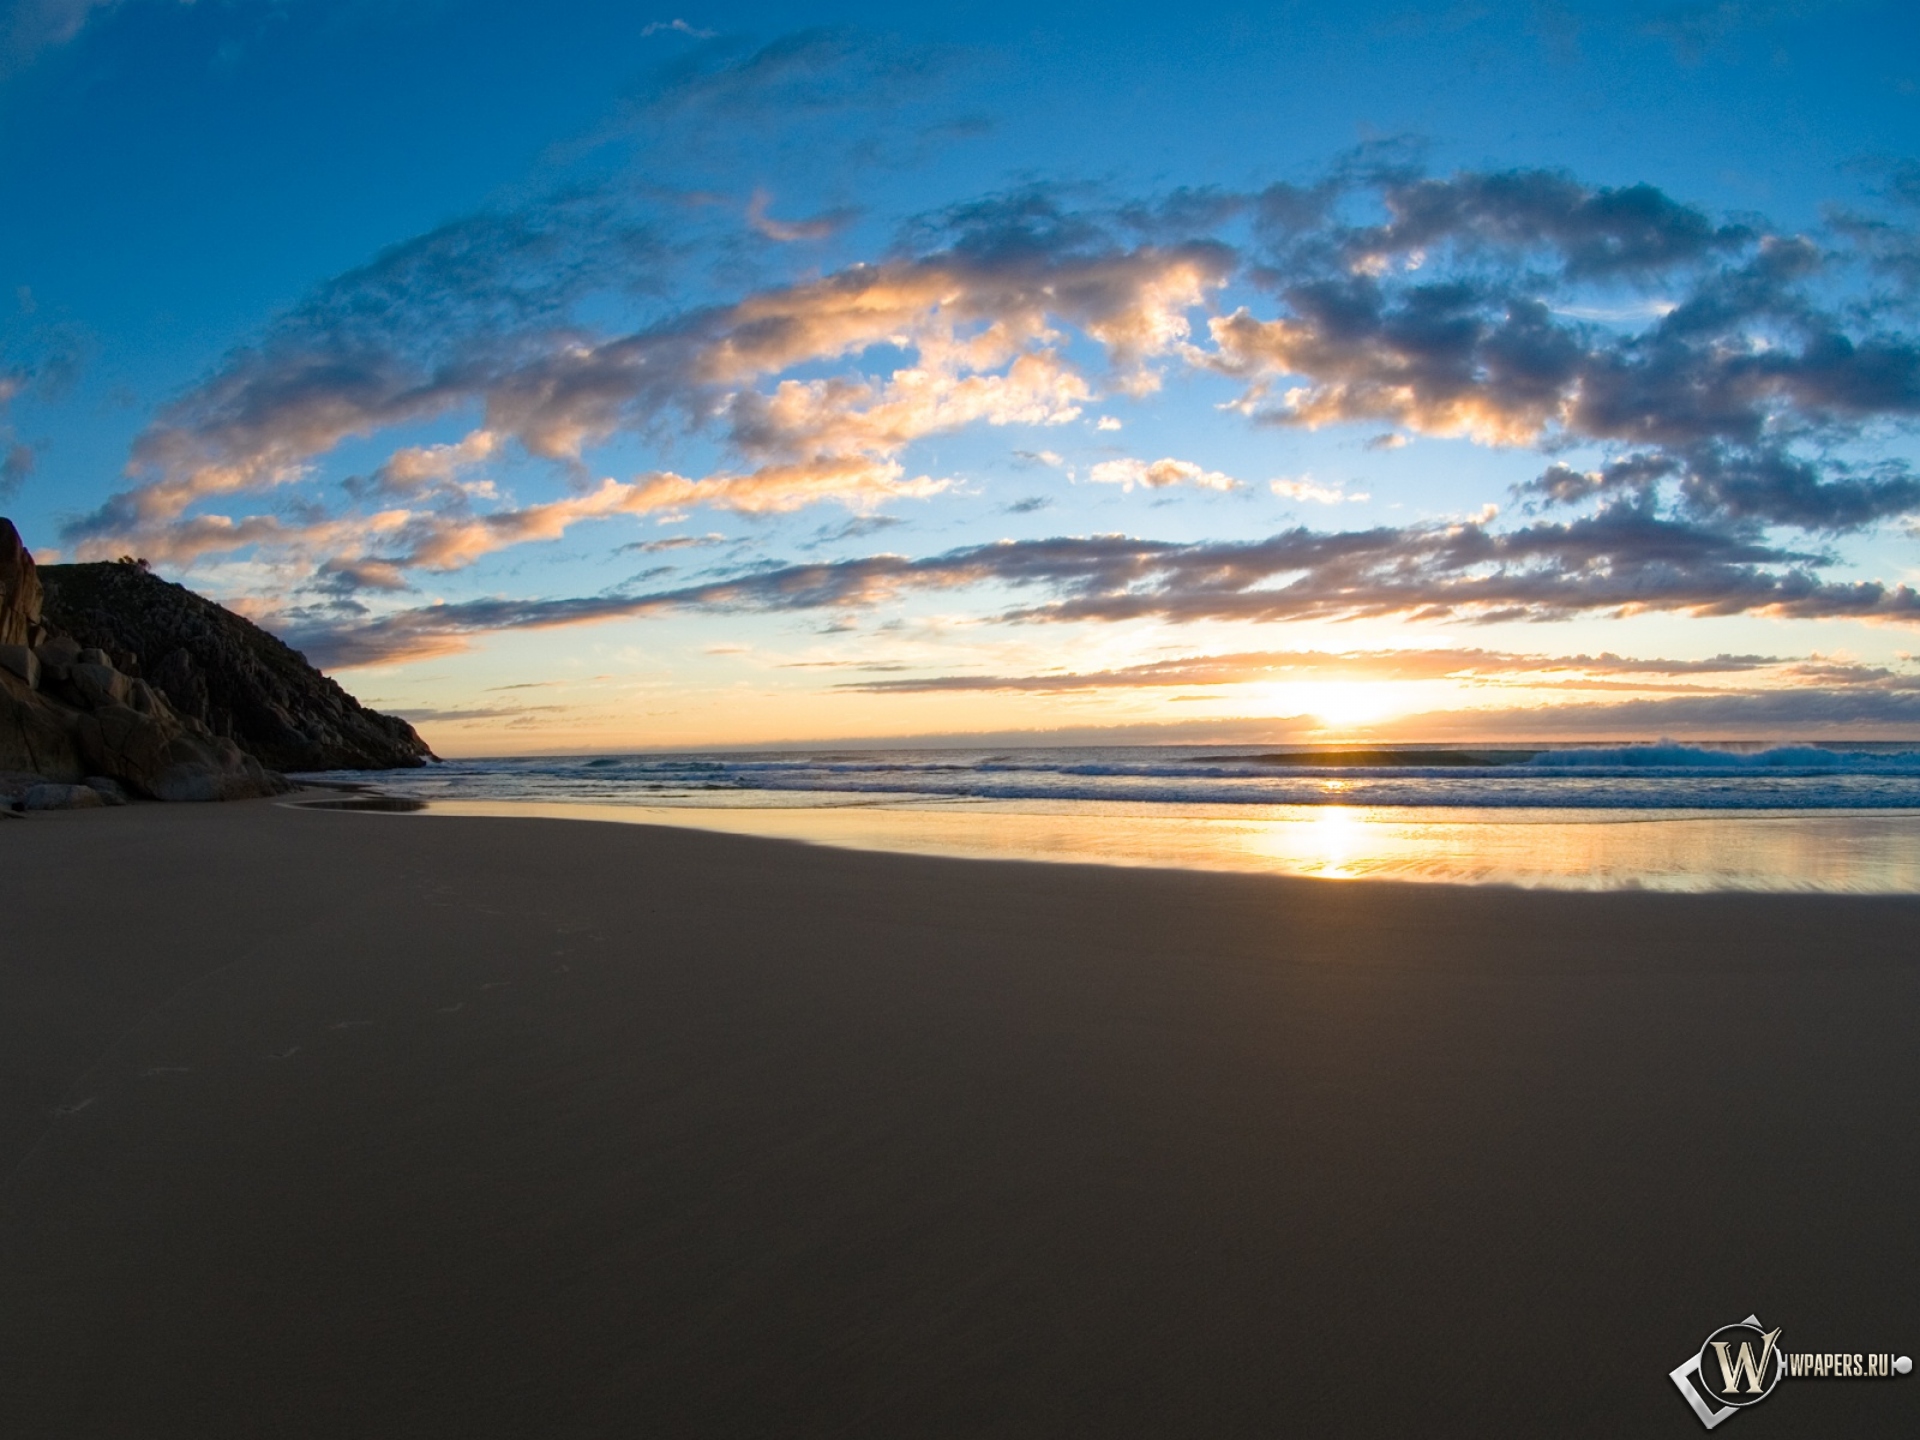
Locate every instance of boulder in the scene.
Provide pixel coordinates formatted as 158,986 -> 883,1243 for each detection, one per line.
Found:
0,607 -> 288,804
0,668 -> 84,781
68,661 -> 134,709
23,782 -> 104,811
83,775 -> 131,805
0,518 -> 42,647
71,700 -> 287,802
34,635 -> 79,671
0,643 -> 37,689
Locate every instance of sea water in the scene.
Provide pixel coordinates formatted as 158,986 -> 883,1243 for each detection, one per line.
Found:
294,742 -> 1920,892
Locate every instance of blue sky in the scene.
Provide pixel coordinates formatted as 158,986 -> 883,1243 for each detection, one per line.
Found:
3,0 -> 1918,752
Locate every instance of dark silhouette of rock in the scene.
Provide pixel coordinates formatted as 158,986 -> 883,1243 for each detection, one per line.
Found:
1,636 -> 286,805
38,555 -> 432,773
0,518 -> 41,647
1,518 -> 431,805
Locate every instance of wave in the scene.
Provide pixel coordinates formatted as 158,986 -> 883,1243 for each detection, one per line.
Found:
1525,741 -> 1920,772
293,740 -> 1920,815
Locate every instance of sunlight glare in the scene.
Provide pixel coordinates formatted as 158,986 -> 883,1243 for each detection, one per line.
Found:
1266,680 -> 1401,728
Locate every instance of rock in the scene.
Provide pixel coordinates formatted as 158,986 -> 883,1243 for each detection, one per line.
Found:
0,518 -> 42,647
23,782 -> 104,811
37,556 -> 433,772
0,770 -> 48,804
0,519 -> 413,803
0,668 -> 84,781
151,755 -> 284,803
34,635 -> 79,671
0,643 -> 37,689
70,701 -> 288,802
67,661 -> 134,709
83,775 -> 131,805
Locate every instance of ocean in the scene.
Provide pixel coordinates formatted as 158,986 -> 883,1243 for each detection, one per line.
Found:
297,741 -> 1920,893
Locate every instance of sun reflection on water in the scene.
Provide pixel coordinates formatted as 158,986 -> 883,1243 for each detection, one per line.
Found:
379,794 -> 1920,893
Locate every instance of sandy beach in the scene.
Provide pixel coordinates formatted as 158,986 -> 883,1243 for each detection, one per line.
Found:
2,797 -> 1917,1436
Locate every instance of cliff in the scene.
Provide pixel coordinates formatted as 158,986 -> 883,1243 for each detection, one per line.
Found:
1,518 -> 431,806
39,559 -> 432,773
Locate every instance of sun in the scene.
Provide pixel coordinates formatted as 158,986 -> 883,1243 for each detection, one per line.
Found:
1262,681 -> 1401,729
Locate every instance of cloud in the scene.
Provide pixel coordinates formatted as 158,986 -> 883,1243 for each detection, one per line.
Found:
831,646 -> 1792,694
1,0 -> 117,73
345,429 -> 500,501
615,531 -> 730,554
1425,687 -> 1920,735
745,187 -> 858,242
1344,169 -> 1749,279
282,505 -> 1920,669
0,371 -> 30,496
1089,456 -> 1238,492
0,439 -> 33,496
389,704 -> 569,724
1270,475 -> 1364,504
1213,168 -> 1920,531
58,144 -> 1920,662
1522,449 -> 1920,531
809,514 -> 905,545
67,191 -> 1225,576
642,18 -> 717,39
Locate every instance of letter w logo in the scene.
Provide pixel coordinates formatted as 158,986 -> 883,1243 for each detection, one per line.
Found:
1711,1329 -> 1782,1395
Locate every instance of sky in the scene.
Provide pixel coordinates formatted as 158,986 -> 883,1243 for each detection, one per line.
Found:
2,0 -> 1918,754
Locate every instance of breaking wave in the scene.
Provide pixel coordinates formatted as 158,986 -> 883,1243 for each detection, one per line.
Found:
300,741 -> 1920,813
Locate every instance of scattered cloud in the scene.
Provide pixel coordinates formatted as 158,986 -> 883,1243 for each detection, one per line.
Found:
0,439 -> 34,496
284,504 -> 1920,669
642,18 -> 717,40
1089,456 -> 1238,492
2,0 -> 117,74
745,187 -> 858,242
42,119 -> 1920,677
1270,474 -> 1365,504
69,199 -> 1227,573
831,646 -> 1795,694
806,513 -> 905,547
391,704 -> 569,724
615,531 -> 730,554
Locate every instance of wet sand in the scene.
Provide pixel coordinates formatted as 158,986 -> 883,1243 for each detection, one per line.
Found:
1,796 -> 1916,1436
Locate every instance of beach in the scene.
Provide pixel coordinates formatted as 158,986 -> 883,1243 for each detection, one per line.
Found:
2,797 -> 1917,1436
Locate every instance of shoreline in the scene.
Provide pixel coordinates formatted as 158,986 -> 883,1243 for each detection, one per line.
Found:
295,789 -> 1920,893
2,798 -> 1918,1434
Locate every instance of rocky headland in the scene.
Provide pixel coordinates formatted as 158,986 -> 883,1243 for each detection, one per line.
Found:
1,518 -> 432,810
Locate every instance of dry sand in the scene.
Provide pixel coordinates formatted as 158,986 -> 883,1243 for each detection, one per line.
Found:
1,796 -> 1916,1437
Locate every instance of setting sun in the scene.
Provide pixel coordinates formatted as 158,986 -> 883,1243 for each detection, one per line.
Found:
1265,681 -> 1402,728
